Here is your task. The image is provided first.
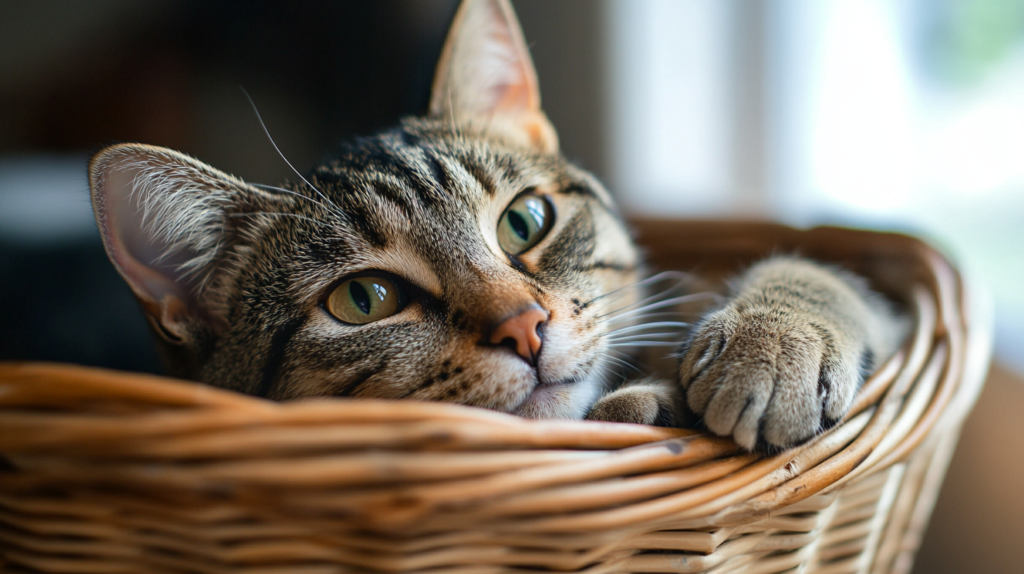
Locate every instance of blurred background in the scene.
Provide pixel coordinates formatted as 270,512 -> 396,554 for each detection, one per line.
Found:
1,1 -> 1021,571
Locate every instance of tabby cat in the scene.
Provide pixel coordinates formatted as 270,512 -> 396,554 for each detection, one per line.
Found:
88,0 -> 905,452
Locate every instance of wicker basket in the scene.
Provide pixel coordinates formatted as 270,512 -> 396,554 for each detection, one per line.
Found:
0,220 -> 992,574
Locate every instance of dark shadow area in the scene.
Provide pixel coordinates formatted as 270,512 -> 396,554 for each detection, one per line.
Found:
0,238 -> 162,372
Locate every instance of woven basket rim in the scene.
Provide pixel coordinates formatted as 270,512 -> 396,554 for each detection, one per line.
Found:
0,220 -> 993,559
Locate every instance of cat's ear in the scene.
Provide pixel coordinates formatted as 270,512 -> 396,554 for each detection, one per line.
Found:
429,0 -> 558,153
89,143 -> 250,343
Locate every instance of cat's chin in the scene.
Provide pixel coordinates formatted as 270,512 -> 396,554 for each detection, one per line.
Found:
511,374 -> 603,420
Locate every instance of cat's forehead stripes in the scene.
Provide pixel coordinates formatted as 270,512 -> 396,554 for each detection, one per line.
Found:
301,125 -> 557,250
325,123 -> 548,203
262,118 -> 637,328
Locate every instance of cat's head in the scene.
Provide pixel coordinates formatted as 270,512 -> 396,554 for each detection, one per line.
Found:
89,0 -> 641,419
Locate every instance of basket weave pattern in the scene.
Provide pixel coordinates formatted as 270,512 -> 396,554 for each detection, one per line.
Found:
0,221 -> 991,573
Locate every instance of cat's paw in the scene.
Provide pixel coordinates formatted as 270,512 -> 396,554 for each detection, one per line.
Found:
678,309 -> 866,452
586,379 -> 682,427
676,258 -> 895,453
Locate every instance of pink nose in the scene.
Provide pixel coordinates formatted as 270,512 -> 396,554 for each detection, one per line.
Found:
489,306 -> 548,365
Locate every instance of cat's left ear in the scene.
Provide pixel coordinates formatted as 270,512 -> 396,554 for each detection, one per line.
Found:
429,0 -> 558,153
89,143 -> 254,348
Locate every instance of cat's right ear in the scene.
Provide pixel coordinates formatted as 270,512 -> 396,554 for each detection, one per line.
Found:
89,144 -> 250,345
429,0 -> 558,153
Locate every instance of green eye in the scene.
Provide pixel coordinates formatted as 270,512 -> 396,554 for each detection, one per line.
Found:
497,193 -> 553,255
326,276 -> 404,324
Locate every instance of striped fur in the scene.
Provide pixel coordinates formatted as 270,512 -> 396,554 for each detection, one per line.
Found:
90,0 -> 906,451
91,118 -> 641,421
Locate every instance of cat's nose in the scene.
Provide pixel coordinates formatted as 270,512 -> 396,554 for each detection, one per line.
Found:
489,305 -> 548,365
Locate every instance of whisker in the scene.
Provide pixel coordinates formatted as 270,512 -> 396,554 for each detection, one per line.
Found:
240,88 -> 344,217
606,332 -> 681,343
605,311 -> 687,325
589,288 -> 676,320
593,282 -> 691,317
601,354 -> 643,375
607,342 -> 680,349
251,182 -> 342,214
607,353 -> 647,377
603,321 -> 691,338
598,292 -> 719,320
596,281 -> 697,315
583,270 -> 696,307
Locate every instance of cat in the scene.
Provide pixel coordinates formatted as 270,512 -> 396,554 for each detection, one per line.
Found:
88,0 -> 905,453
